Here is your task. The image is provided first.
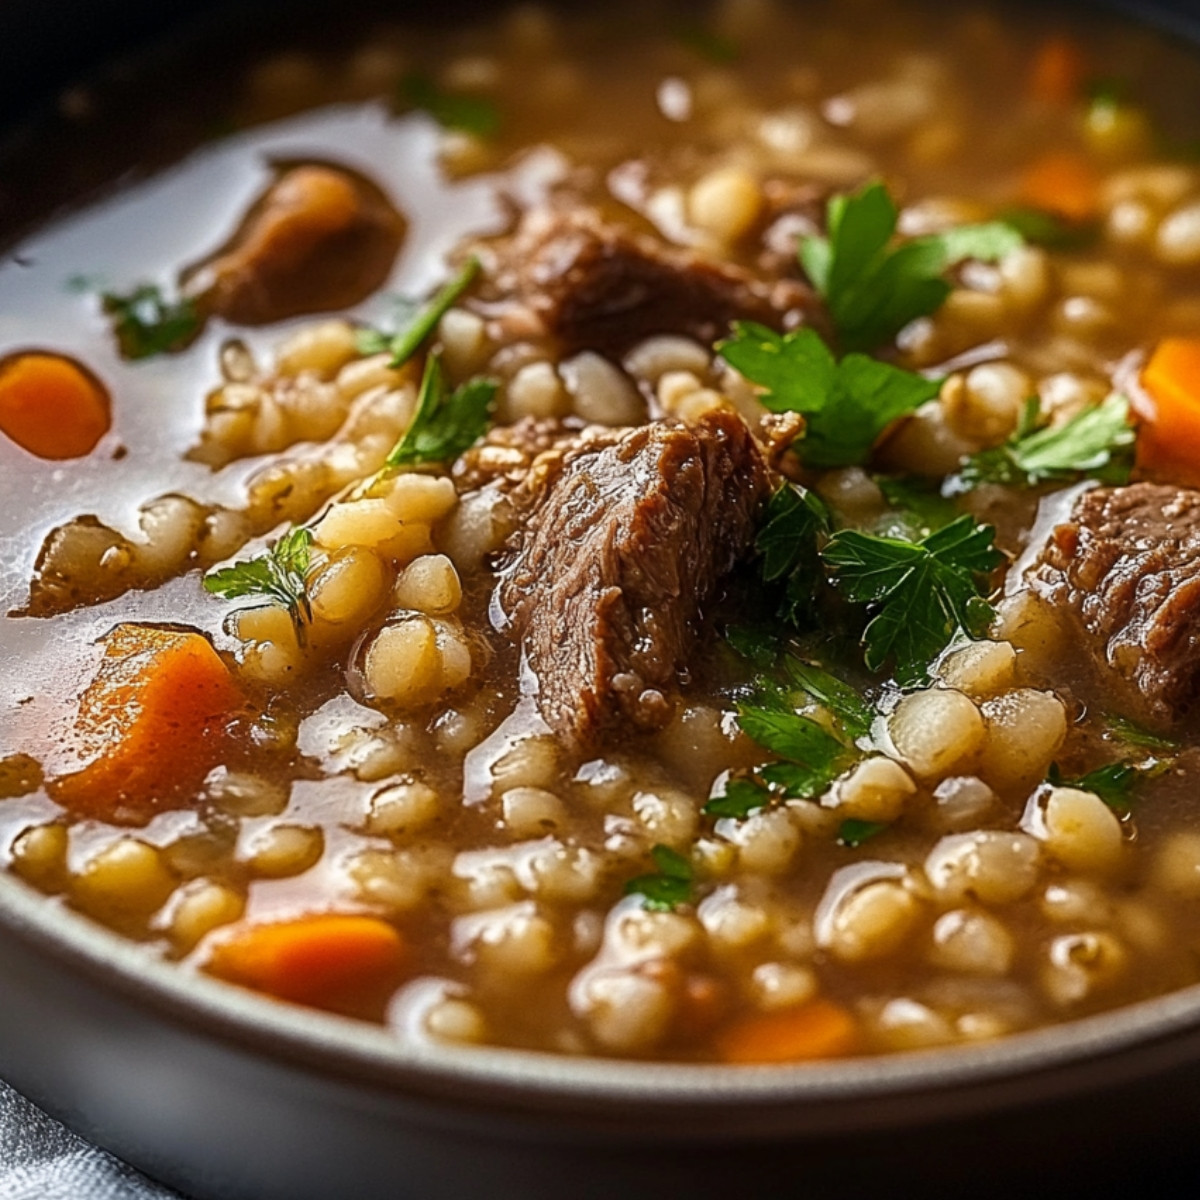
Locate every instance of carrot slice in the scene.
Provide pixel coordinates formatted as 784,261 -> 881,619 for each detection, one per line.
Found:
716,998 -> 859,1065
206,914 -> 408,1007
0,350 -> 111,460
49,624 -> 244,821
1137,337 -> 1200,485
1029,36 -> 1087,107
1017,151 -> 1103,222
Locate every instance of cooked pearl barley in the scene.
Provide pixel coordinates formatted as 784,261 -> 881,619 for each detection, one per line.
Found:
631,788 -> 699,848
560,352 -> 646,425
723,807 -> 802,875
1042,931 -> 1128,1007
492,736 -> 561,794
439,308 -> 490,379
1152,832 -> 1200,900
688,166 -> 762,243
574,968 -> 674,1052
822,878 -> 922,963
998,244 -> 1050,311
930,776 -> 998,831
926,908 -> 1015,976
925,831 -> 1042,905
367,780 -> 441,838
978,690 -> 1067,792
505,361 -> 568,420
204,769 -> 289,817
242,824 -> 324,878
936,640 -> 1017,699
698,885 -> 772,953
347,847 -> 445,913
1035,787 -> 1125,875
275,320 -> 359,378
425,996 -> 488,1044
1040,878 -> 1114,925
72,839 -> 176,918
991,591 -> 1065,667
336,353 -> 406,403
232,604 -> 303,686
749,962 -> 819,1011
169,880 -> 245,951
9,824 -> 68,892
310,547 -> 389,630
393,554 -> 462,615
881,400 -> 976,477
949,364 -> 1029,444
383,473 -> 458,524
828,757 -> 916,823
134,495 -> 206,577
624,336 -> 711,386
1156,200 -> 1200,265
889,689 -> 985,780
500,787 -> 566,838
453,901 -> 558,975
314,498 -> 430,562
871,998 -> 956,1050
607,906 -> 700,961
365,617 -> 472,708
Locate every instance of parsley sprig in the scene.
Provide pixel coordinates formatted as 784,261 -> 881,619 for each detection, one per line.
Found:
203,526 -> 314,634
718,323 -> 940,468
800,181 -> 1023,352
357,257 -> 482,369
1047,758 -> 1168,817
822,516 -> 1004,686
755,482 -> 831,624
961,393 -> 1134,489
624,845 -> 695,911
385,353 -> 496,468
101,284 -> 203,360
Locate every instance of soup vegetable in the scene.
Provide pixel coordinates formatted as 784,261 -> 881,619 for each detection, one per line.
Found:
4,0 -> 1200,1064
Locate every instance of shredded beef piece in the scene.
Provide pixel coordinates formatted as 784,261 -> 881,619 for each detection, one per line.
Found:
454,417 -> 585,492
479,206 -> 818,359
498,411 -> 770,749
1027,482 -> 1200,723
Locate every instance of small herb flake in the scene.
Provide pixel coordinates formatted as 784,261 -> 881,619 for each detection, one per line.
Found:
399,73 -> 500,137
1048,760 -> 1148,816
703,777 -> 771,820
876,475 -> 960,538
100,284 -> 203,360
385,353 -> 496,468
624,844 -> 695,911
203,526 -> 314,634
787,660 -> 873,740
961,393 -> 1134,489
357,257 -> 481,369
799,181 -> 1024,352
1106,714 -> 1179,753
821,515 -> 1004,686
837,819 -> 889,848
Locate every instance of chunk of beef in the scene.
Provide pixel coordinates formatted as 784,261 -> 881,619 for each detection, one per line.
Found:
183,164 -> 406,325
454,416 -> 585,493
1027,482 -> 1200,723
498,411 -> 770,749
480,207 -> 818,359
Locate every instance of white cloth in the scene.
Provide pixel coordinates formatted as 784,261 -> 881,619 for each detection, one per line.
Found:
0,1079 -> 181,1200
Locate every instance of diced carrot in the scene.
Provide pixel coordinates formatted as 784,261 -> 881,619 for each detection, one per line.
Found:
1136,337 -> 1200,486
0,351 -> 111,460
1017,151 -> 1103,223
1029,36 -> 1087,107
206,914 -> 408,1007
49,624 -> 244,821
716,998 -> 860,1065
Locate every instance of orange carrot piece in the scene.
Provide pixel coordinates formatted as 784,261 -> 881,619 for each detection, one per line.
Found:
1029,36 -> 1087,107
206,914 -> 408,1007
1136,337 -> 1200,485
1018,151 -> 1103,222
716,998 -> 859,1065
0,351 -> 111,460
49,624 -> 244,821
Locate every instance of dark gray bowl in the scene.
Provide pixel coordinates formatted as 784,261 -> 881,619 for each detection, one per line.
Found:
4,3 -> 1200,1197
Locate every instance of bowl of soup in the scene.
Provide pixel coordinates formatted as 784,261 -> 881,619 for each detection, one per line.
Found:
4,0 -> 1200,1195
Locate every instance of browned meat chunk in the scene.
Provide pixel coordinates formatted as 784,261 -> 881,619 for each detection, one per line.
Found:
1027,482 -> 1200,723
480,207 -> 817,359
183,164 -> 405,324
498,411 -> 770,749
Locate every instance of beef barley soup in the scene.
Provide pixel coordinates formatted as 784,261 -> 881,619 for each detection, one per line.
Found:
5,0 -> 1200,1063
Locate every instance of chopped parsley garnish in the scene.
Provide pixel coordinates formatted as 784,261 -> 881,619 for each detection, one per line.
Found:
399,73 -> 500,137
676,23 -> 739,63
875,476 -> 960,538
1106,714 -> 1179,753
385,353 -> 496,468
703,776 -> 772,819
101,284 -> 203,360
723,623 -> 782,671
995,206 -> 1100,250
718,323 -> 939,467
1047,760 -> 1157,816
624,844 -> 695,911
203,526 -> 314,634
787,659 -> 873,740
822,515 -> 1004,686
357,257 -> 481,369
799,181 -> 1024,352
837,819 -> 889,848
755,481 -> 831,624
961,393 -> 1134,489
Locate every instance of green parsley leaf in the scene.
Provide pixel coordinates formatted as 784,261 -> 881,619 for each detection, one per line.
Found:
995,206 -> 1100,250
723,623 -> 782,671
876,475 -> 960,538
676,23 -> 738,63
786,660 -> 873,740
624,844 -> 695,911
703,776 -> 771,819
962,393 -> 1134,489
821,515 -> 1004,685
799,181 -> 1023,352
755,481 -> 831,625
718,323 -> 939,468
737,702 -> 852,799
1106,714 -> 1179,753
357,257 -> 481,369
385,354 -> 496,468
837,819 -> 890,848
101,284 -> 203,360
203,526 -> 314,633
399,73 -> 500,137
1048,760 -> 1147,816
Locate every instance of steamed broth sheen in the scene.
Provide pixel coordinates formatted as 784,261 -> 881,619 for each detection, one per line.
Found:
4,0 -> 1200,1061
